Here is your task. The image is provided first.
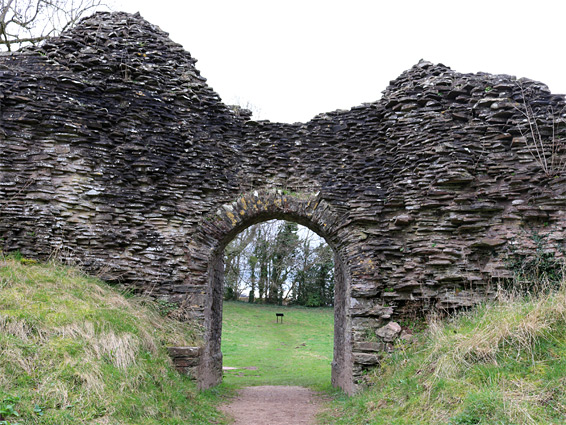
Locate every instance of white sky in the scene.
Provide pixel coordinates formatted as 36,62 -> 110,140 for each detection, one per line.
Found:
113,0 -> 566,123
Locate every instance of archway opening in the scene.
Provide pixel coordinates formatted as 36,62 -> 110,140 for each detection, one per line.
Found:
195,191 -> 353,394
221,219 -> 335,388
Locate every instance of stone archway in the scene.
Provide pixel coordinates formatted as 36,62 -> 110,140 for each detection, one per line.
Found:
188,190 -> 354,394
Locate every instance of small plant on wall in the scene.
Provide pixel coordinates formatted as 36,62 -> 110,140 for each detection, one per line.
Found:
514,82 -> 566,177
506,229 -> 565,293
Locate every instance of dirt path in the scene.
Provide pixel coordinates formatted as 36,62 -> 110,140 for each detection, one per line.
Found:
221,386 -> 323,425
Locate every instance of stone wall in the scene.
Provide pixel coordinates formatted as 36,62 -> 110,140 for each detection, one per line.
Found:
1,12 -> 566,393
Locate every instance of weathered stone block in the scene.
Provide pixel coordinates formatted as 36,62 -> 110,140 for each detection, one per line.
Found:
353,352 -> 381,365
167,346 -> 202,358
353,341 -> 385,352
376,322 -> 402,342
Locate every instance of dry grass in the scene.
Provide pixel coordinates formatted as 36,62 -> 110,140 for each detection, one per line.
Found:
0,315 -> 36,341
426,286 -> 566,380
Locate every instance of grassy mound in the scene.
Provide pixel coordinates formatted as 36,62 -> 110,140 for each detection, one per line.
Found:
0,256 -> 225,425
324,286 -> 566,424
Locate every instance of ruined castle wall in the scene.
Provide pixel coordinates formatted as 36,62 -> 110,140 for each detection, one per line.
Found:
1,12 -> 566,390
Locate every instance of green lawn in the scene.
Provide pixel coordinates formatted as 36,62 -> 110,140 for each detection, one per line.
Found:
221,301 -> 334,391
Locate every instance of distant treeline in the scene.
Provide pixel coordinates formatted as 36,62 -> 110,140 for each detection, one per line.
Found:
224,220 -> 334,307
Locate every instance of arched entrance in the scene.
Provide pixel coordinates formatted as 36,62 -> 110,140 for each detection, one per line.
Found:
189,190 -> 354,394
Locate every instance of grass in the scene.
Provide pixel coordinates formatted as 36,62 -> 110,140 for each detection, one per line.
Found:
5,253 -> 566,424
322,285 -> 566,424
0,255 -> 227,425
221,301 -> 334,391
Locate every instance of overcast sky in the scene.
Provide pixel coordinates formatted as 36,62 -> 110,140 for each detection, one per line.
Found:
113,0 -> 566,123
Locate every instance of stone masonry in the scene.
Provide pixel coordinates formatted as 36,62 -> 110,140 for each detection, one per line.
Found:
1,12 -> 566,393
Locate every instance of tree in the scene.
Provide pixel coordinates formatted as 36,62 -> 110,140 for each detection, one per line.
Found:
224,226 -> 257,301
293,239 -> 334,307
268,221 -> 299,305
247,254 -> 257,303
311,243 -> 334,306
0,0 -> 106,52
253,223 -> 278,303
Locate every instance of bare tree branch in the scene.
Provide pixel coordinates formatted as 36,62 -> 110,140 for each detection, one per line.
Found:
0,0 -> 108,52
0,0 -> 15,24
0,35 -> 47,44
